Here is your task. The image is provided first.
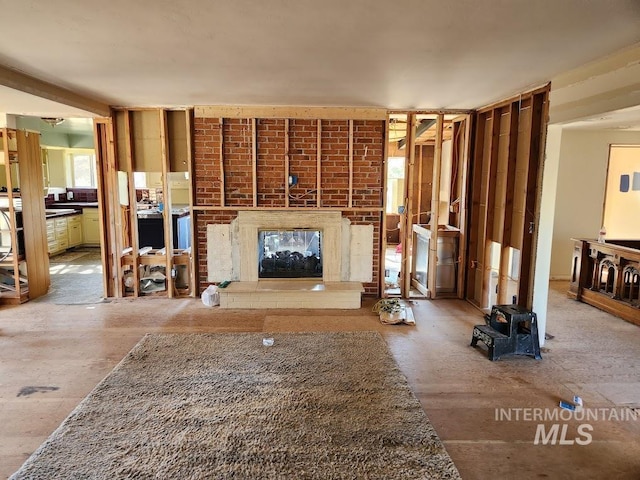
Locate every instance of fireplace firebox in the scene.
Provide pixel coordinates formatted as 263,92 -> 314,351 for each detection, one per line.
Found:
258,230 -> 322,278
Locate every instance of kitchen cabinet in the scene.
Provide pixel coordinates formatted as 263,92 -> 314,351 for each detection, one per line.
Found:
46,218 -> 58,254
67,215 -> 83,247
46,213 -> 83,254
82,208 -> 100,245
55,217 -> 69,251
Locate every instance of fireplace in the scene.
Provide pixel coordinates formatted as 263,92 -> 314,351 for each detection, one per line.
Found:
207,210 -> 371,308
258,230 -> 322,278
207,210 -> 372,285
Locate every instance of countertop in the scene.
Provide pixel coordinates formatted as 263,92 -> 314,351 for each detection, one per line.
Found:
47,202 -> 99,209
45,208 -> 81,219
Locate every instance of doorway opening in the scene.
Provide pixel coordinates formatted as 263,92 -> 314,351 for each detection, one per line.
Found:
16,116 -> 106,304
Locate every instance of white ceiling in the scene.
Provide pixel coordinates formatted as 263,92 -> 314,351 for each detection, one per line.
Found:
0,0 -> 639,116
562,105 -> 640,131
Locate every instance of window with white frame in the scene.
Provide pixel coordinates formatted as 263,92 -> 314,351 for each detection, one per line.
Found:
71,154 -> 97,187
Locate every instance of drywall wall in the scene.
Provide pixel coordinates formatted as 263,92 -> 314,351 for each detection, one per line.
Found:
550,129 -> 640,279
533,125 -> 562,345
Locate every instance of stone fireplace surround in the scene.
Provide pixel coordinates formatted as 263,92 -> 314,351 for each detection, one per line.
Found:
207,211 -> 372,308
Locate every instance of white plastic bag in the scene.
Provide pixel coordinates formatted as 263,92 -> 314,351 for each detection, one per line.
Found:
201,285 -> 220,306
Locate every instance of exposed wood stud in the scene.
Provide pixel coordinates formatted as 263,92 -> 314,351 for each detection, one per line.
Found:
456,115 -> 473,299
92,119 -> 114,298
348,119 -> 354,208
123,110 -> 140,297
317,119 -> 322,208
427,115 -> 444,299
380,116 -> 390,297
219,118 -> 225,207
252,118 -> 257,208
498,102 -> 520,303
480,109 -> 502,308
518,92 -> 548,308
401,114 -> 416,298
416,145 -> 424,223
465,112 -> 487,300
106,118 -> 124,298
285,119 -> 290,208
185,109 -> 197,297
160,110 -> 174,298
475,83 -> 550,114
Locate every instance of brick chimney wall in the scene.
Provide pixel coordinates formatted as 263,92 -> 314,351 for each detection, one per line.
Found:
193,116 -> 384,295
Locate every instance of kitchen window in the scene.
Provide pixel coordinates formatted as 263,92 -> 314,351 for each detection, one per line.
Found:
71,154 -> 97,187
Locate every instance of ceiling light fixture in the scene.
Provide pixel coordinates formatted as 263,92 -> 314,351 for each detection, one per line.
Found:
41,117 -> 65,127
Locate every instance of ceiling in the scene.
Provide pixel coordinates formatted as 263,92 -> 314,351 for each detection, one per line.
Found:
0,1 -> 640,118
561,105 -> 640,131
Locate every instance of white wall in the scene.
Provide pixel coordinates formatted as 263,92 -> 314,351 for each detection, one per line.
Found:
532,125 -> 562,345
550,129 -> 640,279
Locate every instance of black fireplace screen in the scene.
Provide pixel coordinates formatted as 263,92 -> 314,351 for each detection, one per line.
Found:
258,230 -> 322,278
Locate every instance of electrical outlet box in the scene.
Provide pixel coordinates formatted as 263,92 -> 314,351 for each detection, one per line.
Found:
288,175 -> 298,186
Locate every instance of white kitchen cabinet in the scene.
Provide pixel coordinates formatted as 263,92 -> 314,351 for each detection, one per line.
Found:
82,208 -> 100,245
46,218 -> 58,254
67,215 -> 82,247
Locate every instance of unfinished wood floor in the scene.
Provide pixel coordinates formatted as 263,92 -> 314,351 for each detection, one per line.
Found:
1,281 -> 639,479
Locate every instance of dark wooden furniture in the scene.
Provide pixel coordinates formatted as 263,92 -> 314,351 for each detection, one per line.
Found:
569,239 -> 640,326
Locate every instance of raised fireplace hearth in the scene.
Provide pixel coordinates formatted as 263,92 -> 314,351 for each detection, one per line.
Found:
207,211 -> 372,309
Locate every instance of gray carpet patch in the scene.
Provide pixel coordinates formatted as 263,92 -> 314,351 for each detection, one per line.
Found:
11,332 -> 461,479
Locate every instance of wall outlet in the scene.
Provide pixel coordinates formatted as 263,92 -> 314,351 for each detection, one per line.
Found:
288,175 -> 298,186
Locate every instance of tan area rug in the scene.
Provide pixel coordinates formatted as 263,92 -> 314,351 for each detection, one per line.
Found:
11,332 -> 460,479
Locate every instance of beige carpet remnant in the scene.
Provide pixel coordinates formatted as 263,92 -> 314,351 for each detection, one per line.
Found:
11,332 -> 460,479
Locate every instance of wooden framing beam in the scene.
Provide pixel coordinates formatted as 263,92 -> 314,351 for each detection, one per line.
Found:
465,112 -> 487,301
480,109 -> 502,308
316,120 -> 322,208
185,109 -> 198,297
348,120 -> 354,208
388,109 -> 472,116
0,64 -> 110,116
123,110 -> 140,297
427,115 -> 444,299
160,110 -> 174,298
219,118 -> 226,207
380,116 -> 390,297
518,92 -> 548,309
195,106 -> 386,120
456,114 -> 472,299
285,119 -> 290,208
401,114 -> 416,297
191,206 -> 384,212
475,84 -> 550,114
252,118 -> 258,208
416,145 -> 423,223
498,102 -> 520,304
101,117 -> 124,298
